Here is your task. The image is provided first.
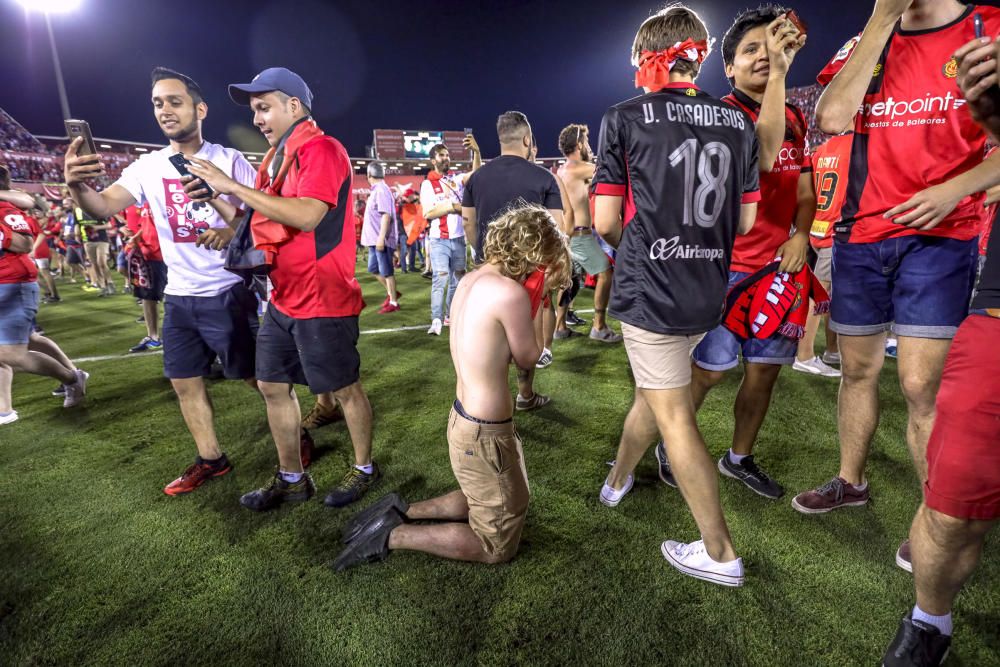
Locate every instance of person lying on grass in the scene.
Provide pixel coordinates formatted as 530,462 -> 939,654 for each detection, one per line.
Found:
334,203 -> 570,570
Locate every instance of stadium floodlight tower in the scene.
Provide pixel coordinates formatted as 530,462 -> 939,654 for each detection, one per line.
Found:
17,0 -> 82,121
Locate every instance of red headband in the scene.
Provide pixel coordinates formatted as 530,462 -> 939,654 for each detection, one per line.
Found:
635,38 -> 712,92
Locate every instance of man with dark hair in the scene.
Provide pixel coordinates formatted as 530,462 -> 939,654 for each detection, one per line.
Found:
187,67 -> 378,511
793,0 -> 1000,574
63,66 -> 267,496
655,6 -> 810,501
462,111 -> 565,410
420,134 -> 481,335
595,3 -> 760,586
556,123 -> 621,343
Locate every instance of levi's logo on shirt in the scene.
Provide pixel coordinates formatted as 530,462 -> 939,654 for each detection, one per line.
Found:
161,178 -> 214,242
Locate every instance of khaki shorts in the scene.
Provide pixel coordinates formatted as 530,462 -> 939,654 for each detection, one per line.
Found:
447,407 -> 529,561
622,323 -> 705,390
814,245 -> 833,283
570,233 -> 611,276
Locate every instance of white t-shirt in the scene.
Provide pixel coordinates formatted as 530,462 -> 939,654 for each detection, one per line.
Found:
115,141 -> 256,297
420,172 -> 466,240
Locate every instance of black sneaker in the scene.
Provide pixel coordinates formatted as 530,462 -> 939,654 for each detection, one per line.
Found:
654,441 -> 677,488
566,310 -> 587,327
239,470 -> 316,511
52,383 -> 66,397
333,507 -> 404,571
341,492 -> 409,543
718,454 -> 784,499
324,463 -> 381,508
882,612 -> 951,666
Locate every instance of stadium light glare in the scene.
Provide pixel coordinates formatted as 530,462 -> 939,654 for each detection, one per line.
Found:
16,0 -> 81,13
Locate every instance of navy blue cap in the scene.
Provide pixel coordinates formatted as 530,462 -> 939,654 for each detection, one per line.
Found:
228,67 -> 313,109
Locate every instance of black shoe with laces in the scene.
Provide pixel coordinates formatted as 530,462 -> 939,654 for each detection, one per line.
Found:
324,462 -> 381,508
240,470 -> 316,511
654,441 -> 677,488
566,311 -> 587,327
341,492 -> 409,543
882,612 -> 951,666
333,507 -> 404,571
718,454 -> 784,499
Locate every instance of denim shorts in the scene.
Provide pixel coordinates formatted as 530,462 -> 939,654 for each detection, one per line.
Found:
0,282 -> 39,345
367,246 -> 395,277
692,271 -> 797,370
830,236 -> 977,339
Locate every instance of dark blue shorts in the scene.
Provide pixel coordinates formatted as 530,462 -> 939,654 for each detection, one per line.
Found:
255,305 -> 360,394
0,282 -> 39,346
367,246 -> 395,277
830,236 -> 977,339
692,271 -> 797,370
161,283 -> 259,380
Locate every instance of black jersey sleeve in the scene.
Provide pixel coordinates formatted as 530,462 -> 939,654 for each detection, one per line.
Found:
743,132 -> 761,202
461,172 -> 475,207
593,106 -> 627,197
542,172 -> 563,210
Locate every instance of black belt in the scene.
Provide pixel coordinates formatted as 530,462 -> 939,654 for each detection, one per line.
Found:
453,399 -> 512,425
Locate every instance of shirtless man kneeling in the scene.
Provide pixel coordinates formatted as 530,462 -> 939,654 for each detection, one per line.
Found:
334,205 -> 570,570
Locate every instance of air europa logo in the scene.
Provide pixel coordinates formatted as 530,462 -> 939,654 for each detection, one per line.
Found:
649,236 -> 725,261
860,92 -> 966,120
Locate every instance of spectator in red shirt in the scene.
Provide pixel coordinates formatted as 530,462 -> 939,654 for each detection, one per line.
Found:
188,68 -> 378,512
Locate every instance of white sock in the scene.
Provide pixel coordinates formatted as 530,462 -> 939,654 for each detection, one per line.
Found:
389,300 -> 398,306
602,474 -> 631,501
913,605 -> 953,636
280,471 -> 304,483
355,463 -> 374,475
728,449 -> 748,465
853,480 -> 868,491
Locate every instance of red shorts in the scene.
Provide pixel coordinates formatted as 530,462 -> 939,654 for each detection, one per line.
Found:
924,314 -> 1000,520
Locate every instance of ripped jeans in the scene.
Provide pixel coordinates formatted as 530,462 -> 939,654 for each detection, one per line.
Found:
428,237 -> 467,321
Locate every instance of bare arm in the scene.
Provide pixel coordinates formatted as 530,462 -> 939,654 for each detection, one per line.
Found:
553,174 -> 575,235
425,200 -> 460,220
594,195 -> 623,248
956,37 -> 1000,144
0,190 -> 36,210
462,206 -> 478,252
64,137 -> 137,218
756,16 -> 807,169
182,177 -> 242,228
774,172 -> 815,272
738,202 -> 758,235
815,2 -> 906,135
547,208 -> 565,232
5,232 -> 33,254
497,287 -> 543,370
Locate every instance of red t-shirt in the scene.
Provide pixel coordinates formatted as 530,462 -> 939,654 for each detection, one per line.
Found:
821,5 -> 1000,244
267,134 -> 365,319
32,215 -> 51,260
810,133 -> 854,250
723,90 -> 812,273
0,202 -> 39,284
125,203 -> 162,261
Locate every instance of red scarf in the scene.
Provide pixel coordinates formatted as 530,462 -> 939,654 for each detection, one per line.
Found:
635,39 -> 711,92
523,267 -> 547,319
251,119 -> 325,261
723,262 -> 830,341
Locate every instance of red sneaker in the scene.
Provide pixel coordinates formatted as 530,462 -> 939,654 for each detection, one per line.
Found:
381,291 -> 402,308
300,429 -> 315,469
791,477 -> 870,514
378,302 -> 400,314
163,455 -> 232,496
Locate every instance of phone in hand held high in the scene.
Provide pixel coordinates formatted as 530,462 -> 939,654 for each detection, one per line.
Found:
785,10 -> 807,37
64,119 -> 97,156
168,153 -> 214,198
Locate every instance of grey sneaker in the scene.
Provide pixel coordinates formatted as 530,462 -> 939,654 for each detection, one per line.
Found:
821,351 -> 841,365
553,328 -> 573,340
62,369 -> 89,408
589,327 -> 623,343
718,454 -> 784,499
536,348 -> 553,368
654,441 -> 678,488
516,393 -> 550,411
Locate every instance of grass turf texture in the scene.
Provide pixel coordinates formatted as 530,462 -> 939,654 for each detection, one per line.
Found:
2,264 -> 998,667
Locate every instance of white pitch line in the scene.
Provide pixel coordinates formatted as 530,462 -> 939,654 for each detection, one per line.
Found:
70,308 -> 597,365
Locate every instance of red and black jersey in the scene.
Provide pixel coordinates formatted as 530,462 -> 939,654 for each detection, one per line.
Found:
722,90 -> 812,272
593,82 -> 761,336
973,206 -> 1000,310
810,133 -> 854,250
822,5 -> 1000,244
0,202 -> 39,284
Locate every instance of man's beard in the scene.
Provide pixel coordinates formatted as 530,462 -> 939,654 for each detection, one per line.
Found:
435,160 -> 450,173
163,119 -> 198,142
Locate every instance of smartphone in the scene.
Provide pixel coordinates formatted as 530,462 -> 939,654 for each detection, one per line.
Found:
464,127 -> 473,135
64,119 -> 97,156
785,10 -> 807,37
974,12 -> 984,39
167,153 -> 214,197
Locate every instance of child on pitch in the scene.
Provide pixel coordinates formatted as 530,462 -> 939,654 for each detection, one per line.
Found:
334,204 -> 570,570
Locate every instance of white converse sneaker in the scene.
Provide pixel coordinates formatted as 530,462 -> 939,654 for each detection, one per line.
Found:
63,369 -> 89,408
792,356 -> 841,378
427,318 -> 443,336
600,471 -> 633,507
660,539 -> 744,587
0,411 -> 19,425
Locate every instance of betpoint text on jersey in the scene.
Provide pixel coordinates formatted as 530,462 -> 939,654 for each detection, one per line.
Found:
859,91 -> 966,123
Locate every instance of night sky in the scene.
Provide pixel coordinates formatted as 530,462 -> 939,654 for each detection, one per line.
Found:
2,0 -> 995,157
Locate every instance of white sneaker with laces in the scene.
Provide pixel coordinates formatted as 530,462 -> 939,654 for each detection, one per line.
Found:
792,356 -> 841,377
600,472 -> 633,507
427,318 -> 443,336
0,411 -> 19,425
660,539 -> 744,587
63,369 -> 89,408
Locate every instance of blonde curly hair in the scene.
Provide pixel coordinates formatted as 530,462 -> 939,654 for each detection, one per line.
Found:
481,202 -> 571,290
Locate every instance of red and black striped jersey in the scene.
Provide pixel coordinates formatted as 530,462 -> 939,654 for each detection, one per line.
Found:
593,82 -> 760,336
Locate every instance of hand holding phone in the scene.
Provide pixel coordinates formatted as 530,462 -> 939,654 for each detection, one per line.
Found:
64,119 -> 97,156
168,153 -> 215,199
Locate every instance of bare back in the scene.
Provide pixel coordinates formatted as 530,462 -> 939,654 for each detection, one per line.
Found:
557,160 -> 595,229
450,265 -> 538,421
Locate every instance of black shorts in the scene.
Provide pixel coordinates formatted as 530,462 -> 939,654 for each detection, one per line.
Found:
162,283 -> 259,380
255,304 -> 361,394
134,259 -> 168,302
66,246 -> 84,265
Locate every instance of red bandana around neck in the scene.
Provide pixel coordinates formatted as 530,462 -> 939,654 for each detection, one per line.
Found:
635,38 -> 712,92
427,170 -> 446,182
523,266 -> 548,318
